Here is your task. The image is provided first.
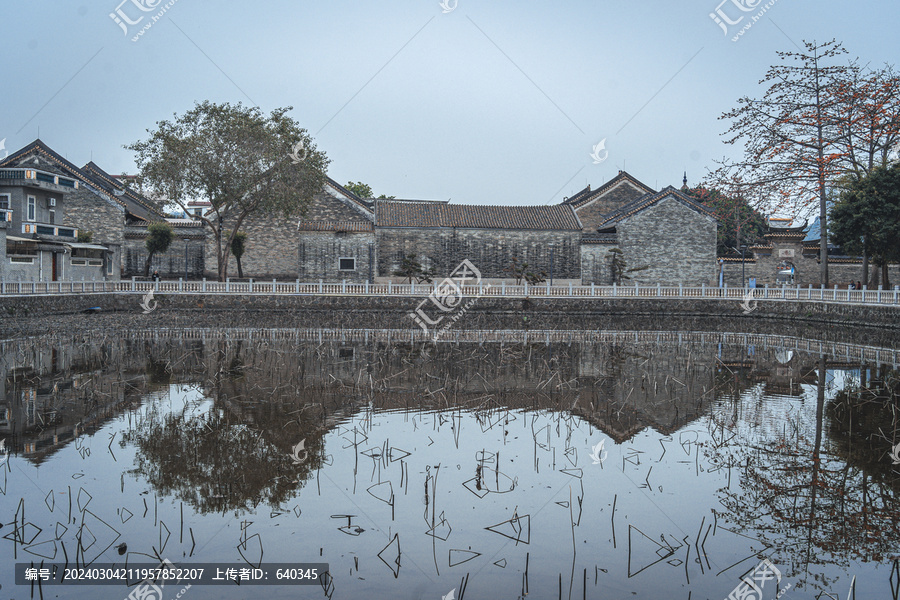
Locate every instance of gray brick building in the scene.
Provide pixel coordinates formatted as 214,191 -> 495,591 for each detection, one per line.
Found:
0,141 -> 723,287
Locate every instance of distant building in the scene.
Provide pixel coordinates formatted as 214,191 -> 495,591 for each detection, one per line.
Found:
1,140 -> 720,285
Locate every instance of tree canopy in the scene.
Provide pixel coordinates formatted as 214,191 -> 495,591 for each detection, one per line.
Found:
830,163 -> 900,288
393,254 -> 435,284
684,186 -> 767,255
127,101 -> 329,281
345,181 -> 394,199
144,221 -> 173,276
709,39 -> 900,284
229,230 -> 248,279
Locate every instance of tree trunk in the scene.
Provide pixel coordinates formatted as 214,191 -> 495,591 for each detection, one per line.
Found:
215,228 -> 226,282
236,257 -> 244,279
862,242 -> 869,287
144,252 -> 154,277
870,264 -> 881,289
883,262 -> 890,290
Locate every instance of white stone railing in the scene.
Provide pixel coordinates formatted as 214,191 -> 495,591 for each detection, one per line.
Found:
0,278 -> 898,306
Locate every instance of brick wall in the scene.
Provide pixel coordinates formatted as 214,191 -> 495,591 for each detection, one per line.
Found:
298,232 -> 376,282
580,243 -> 614,284
615,196 -> 717,286
61,188 -> 125,280
721,257 -> 900,288
124,229 -> 206,278
204,190 -> 373,280
375,228 -> 582,282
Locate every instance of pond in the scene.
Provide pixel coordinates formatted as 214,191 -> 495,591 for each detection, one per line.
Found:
1,329 -> 899,599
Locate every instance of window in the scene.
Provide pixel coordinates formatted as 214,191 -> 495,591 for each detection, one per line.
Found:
0,194 -> 9,210
26,196 -> 36,221
338,257 -> 356,271
49,209 -> 55,224
106,256 -> 113,275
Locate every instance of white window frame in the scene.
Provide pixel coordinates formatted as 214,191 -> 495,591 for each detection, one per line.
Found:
48,209 -> 56,224
26,196 -> 36,221
338,257 -> 356,271
0,193 -> 10,210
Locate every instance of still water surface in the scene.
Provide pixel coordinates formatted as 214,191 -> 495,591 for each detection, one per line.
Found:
1,329 -> 898,599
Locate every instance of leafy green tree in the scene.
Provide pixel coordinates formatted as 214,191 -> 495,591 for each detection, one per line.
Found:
831,164 -> 900,288
523,270 -> 547,285
345,181 -> 395,199
229,231 -> 248,279
76,230 -> 93,243
506,257 -> 528,285
393,253 -> 434,284
128,101 -> 329,281
684,186 -> 767,255
144,222 -> 173,276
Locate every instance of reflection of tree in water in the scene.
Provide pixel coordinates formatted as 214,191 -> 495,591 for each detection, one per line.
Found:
126,402 -> 323,514
713,359 -> 900,592
828,367 -> 900,470
125,340 -> 325,515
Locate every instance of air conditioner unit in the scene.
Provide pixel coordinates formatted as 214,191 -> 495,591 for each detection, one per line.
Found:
49,198 -> 56,206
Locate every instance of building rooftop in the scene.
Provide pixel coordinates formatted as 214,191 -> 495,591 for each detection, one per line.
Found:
375,200 -> 582,230
596,186 -> 715,230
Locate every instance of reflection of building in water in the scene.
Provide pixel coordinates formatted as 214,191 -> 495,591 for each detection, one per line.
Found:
0,339 -> 205,464
0,333 -> 891,466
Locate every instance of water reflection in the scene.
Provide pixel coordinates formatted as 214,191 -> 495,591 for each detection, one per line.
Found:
0,330 -> 898,599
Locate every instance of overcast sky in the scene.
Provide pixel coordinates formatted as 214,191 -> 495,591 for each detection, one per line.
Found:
2,0 -> 897,210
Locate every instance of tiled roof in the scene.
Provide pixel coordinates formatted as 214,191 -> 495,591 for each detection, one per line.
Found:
324,177 -> 374,214
562,184 -> 593,205
581,233 -> 618,245
565,171 -> 655,209
0,139 -> 132,214
375,201 -> 582,230
298,221 -> 374,232
82,161 -> 165,221
595,187 -> 716,229
165,218 -> 205,228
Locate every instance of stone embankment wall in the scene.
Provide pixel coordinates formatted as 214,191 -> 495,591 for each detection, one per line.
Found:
1,294 -> 898,347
